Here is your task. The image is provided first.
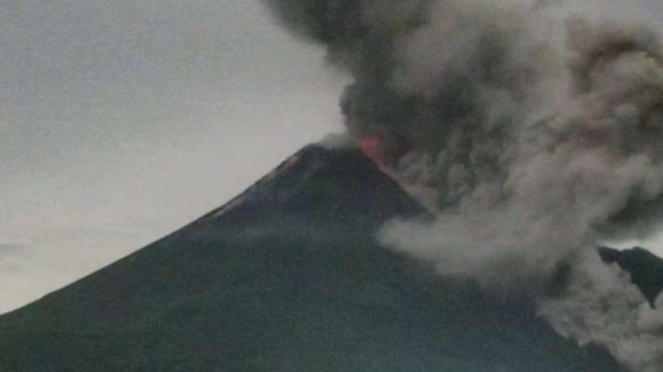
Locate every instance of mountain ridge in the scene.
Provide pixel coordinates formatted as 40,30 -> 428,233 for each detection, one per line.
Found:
1,144 -> 659,371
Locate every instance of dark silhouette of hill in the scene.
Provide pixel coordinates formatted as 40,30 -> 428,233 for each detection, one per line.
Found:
1,144 -> 655,371
599,246 -> 663,307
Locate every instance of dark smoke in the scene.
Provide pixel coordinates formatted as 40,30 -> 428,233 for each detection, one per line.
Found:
261,1 -> 663,370
264,0 -> 558,206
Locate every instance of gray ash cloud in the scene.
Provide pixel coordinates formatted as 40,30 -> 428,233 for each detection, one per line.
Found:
262,1 -> 663,370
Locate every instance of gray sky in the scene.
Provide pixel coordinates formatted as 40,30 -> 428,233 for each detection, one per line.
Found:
2,0 -> 663,315
1,0 -> 346,314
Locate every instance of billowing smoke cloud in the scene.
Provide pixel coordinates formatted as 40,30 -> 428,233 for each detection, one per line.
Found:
262,0 -> 663,370
540,250 -> 663,372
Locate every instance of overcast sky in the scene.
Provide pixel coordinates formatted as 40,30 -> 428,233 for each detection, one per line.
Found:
2,0 -> 663,315
1,0 -> 348,314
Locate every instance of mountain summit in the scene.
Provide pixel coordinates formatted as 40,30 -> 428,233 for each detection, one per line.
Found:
1,145 -> 660,371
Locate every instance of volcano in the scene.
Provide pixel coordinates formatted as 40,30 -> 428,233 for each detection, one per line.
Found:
1,144 -> 661,371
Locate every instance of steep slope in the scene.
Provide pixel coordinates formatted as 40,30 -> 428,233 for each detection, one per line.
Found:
0,145 -> 635,371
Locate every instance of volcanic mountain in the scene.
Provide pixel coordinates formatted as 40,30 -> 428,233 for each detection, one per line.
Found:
1,144 -> 661,371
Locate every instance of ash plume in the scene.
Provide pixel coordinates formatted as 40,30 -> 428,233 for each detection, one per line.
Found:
262,0 -> 663,370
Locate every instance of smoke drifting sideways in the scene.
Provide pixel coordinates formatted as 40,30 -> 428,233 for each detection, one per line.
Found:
261,0 -> 663,370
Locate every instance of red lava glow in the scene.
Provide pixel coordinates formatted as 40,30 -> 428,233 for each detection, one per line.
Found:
359,136 -> 392,167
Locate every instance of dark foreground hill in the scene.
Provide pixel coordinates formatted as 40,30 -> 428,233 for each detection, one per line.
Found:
0,144 -> 661,371
599,246 -> 663,307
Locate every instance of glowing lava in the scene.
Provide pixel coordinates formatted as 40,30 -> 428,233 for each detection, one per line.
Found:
358,136 -> 392,167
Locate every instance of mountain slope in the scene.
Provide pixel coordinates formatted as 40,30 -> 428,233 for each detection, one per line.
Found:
0,145 -> 641,371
